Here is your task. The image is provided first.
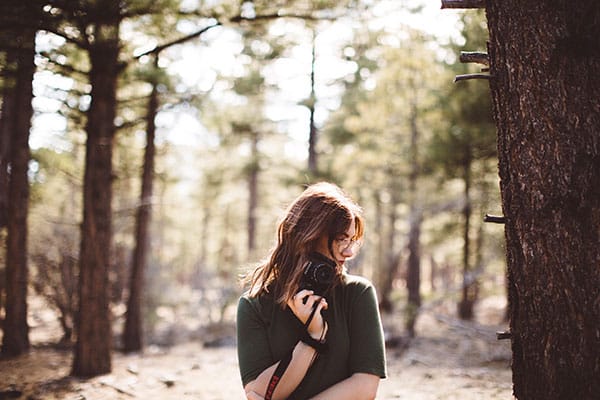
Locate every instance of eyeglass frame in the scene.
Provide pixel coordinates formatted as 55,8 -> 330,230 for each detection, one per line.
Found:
334,236 -> 363,251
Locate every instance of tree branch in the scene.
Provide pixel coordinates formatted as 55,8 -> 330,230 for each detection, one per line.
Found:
229,12 -> 335,23
133,9 -> 336,60
38,51 -> 89,78
454,73 -> 491,82
483,214 -> 506,224
441,0 -> 486,9
459,51 -> 489,66
134,22 -> 221,58
115,118 -> 146,132
496,330 -> 511,340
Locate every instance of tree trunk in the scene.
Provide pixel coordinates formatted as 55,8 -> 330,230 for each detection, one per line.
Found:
0,16 -> 36,357
405,207 -> 421,336
247,170 -> 258,257
58,252 -> 77,343
247,130 -> 259,258
0,2 -> 17,231
122,74 -> 158,353
429,255 -> 437,292
458,148 -> 476,320
405,102 -> 422,337
0,51 -> 14,325
486,1 -> 600,398
378,186 -> 400,313
72,6 -> 120,376
373,191 -> 386,307
0,69 -> 11,230
307,30 -> 318,176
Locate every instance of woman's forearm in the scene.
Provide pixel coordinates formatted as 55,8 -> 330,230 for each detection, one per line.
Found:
244,341 -> 317,400
309,373 -> 380,400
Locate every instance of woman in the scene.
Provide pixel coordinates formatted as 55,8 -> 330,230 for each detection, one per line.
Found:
236,182 -> 387,400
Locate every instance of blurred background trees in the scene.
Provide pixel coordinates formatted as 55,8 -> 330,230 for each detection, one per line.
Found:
1,0 -> 507,377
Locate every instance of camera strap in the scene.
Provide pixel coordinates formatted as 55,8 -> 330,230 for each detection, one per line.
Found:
264,350 -> 293,400
300,305 -> 328,352
264,306 -> 326,400
303,301 -> 319,328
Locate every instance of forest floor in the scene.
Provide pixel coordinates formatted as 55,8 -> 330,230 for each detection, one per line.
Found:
0,295 -> 515,400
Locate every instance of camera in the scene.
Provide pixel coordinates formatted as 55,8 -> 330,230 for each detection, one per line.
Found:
299,253 -> 336,297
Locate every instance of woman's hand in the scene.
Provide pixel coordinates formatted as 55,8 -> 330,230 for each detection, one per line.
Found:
287,290 -> 328,338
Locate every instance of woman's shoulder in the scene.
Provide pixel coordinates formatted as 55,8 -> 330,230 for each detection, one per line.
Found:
340,273 -> 375,292
238,290 -> 276,315
336,274 -> 379,311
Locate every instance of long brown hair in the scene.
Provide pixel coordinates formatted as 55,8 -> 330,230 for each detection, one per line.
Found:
245,182 -> 364,306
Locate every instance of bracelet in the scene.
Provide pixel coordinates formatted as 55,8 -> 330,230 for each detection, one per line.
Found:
300,324 -> 328,354
300,332 -> 328,353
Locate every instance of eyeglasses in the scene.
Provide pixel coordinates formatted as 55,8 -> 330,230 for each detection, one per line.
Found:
335,236 -> 362,251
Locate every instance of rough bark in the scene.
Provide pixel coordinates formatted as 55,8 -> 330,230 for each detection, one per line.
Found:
486,1 -> 600,398
72,3 -> 121,376
0,14 -> 36,357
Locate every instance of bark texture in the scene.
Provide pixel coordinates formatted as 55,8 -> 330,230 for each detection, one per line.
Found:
0,13 -> 36,357
72,3 -> 121,376
486,1 -> 600,398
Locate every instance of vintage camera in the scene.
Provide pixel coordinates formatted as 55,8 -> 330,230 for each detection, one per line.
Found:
299,253 -> 336,297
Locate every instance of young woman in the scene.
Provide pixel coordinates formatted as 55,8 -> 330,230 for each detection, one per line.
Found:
236,182 -> 386,400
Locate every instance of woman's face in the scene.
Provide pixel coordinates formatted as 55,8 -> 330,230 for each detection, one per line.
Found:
315,219 -> 358,267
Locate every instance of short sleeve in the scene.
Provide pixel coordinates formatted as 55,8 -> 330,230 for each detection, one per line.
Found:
236,296 -> 273,386
348,282 -> 387,378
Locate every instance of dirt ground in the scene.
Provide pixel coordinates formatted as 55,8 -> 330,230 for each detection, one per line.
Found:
0,296 -> 515,399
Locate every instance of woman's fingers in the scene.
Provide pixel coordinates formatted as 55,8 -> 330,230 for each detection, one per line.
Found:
293,289 -> 314,305
288,290 -> 315,312
294,293 -> 323,314
288,292 -> 329,338
306,298 -> 327,336
308,296 -> 327,313
317,297 -> 328,311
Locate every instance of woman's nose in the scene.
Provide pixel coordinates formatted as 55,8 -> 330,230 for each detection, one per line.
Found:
341,246 -> 354,257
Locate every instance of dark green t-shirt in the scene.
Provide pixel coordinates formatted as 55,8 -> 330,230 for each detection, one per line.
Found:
236,273 -> 387,399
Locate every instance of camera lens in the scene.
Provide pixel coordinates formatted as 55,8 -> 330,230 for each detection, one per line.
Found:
314,263 -> 334,283
300,254 -> 336,296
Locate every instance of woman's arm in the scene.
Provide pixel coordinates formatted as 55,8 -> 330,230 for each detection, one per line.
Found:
242,291 -> 329,400
307,279 -> 385,399
244,340 -> 317,400
309,373 -> 380,400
